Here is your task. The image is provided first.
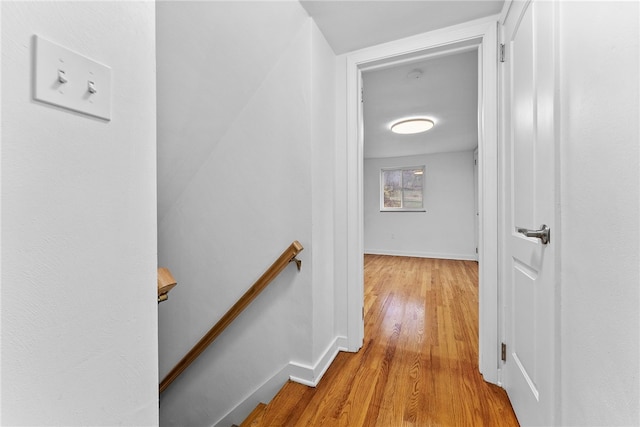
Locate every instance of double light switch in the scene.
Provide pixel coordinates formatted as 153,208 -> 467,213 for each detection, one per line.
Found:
33,35 -> 111,121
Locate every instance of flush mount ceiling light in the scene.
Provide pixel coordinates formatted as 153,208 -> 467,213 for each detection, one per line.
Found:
390,118 -> 434,135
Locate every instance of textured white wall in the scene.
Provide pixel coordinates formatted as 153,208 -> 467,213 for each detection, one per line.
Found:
364,151 -> 476,260
156,2 -> 336,426
559,2 -> 639,425
1,2 -> 158,426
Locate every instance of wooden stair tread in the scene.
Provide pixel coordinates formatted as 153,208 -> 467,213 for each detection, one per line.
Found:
259,380 -> 315,426
240,403 -> 267,427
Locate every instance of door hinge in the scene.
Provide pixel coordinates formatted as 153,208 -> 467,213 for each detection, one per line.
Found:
362,306 -> 365,320
499,43 -> 506,63
475,247 -> 478,254
361,87 -> 364,103
501,342 -> 507,361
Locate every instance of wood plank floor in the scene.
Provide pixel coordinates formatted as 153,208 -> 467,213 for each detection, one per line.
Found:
258,255 -> 519,426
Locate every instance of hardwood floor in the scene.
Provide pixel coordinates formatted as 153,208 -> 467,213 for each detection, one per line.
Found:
251,255 -> 519,426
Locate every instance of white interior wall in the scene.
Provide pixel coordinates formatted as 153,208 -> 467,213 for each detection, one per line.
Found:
332,54 -> 350,342
310,23 -> 339,362
559,2 -> 639,425
364,151 -> 476,260
1,2 -> 158,425
156,3 -> 337,426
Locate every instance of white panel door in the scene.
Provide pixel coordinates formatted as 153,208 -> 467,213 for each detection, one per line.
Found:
501,1 -> 558,425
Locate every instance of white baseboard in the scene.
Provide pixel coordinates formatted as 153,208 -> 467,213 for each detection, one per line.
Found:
289,335 -> 348,386
213,364 -> 291,427
213,335 -> 348,427
364,248 -> 477,261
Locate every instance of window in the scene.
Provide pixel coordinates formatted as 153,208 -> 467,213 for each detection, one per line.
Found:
380,166 -> 425,211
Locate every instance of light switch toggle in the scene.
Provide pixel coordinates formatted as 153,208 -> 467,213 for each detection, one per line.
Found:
58,69 -> 68,84
87,81 -> 97,94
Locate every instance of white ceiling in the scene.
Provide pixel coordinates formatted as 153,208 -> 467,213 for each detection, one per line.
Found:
363,49 -> 478,158
300,0 -> 501,159
299,0 -> 504,55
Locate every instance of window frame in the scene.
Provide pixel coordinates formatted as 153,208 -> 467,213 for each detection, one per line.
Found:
379,165 -> 426,212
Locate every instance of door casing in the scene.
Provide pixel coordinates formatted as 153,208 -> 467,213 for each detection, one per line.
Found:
342,15 -> 501,383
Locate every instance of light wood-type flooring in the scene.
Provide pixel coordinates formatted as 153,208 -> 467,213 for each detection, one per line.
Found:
241,255 -> 519,426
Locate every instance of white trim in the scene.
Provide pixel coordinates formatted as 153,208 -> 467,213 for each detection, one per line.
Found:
496,0 -> 513,389
213,336 -> 348,427
477,21 -> 500,385
213,364 -> 291,427
289,335 -> 348,387
364,249 -> 477,262
345,53 -> 365,352
347,15 -> 500,68
344,15 -> 500,382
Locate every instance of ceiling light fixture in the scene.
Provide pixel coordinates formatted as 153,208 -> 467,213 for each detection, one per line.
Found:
390,118 -> 434,135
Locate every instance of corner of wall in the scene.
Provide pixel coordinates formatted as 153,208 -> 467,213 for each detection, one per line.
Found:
289,335 -> 348,387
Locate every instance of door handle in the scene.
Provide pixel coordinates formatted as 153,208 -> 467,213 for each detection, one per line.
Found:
516,224 -> 550,244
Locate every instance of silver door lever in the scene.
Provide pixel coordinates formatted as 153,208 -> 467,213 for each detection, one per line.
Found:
516,224 -> 550,244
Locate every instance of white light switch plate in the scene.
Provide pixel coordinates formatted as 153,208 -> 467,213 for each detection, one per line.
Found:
33,35 -> 111,120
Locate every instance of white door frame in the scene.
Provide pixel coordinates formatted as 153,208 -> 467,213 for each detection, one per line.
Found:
343,15 -> 501,383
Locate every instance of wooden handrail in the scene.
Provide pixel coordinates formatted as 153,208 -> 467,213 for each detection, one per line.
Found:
158,267 -> 177,303
159,240 -> 304,394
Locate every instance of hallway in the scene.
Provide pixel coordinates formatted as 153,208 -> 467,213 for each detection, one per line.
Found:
250,255 -> 519,426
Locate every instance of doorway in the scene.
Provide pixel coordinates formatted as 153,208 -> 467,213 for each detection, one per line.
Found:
361,49 -> 480,262
341,17 -> 500,384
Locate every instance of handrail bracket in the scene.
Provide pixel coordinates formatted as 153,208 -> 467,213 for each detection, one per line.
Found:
291,256 -> 302,271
